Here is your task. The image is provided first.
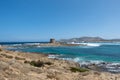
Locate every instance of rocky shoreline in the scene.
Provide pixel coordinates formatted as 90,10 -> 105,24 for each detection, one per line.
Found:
0,47 -> 120,80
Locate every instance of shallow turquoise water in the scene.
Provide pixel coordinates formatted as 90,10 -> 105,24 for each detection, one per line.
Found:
14,45 -> 120,63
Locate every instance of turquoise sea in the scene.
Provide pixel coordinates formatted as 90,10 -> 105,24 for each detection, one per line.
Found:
1,42 -> 120,73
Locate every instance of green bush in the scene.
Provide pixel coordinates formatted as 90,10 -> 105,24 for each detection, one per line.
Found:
70,67 -> 88,72
26,60 -> 53,67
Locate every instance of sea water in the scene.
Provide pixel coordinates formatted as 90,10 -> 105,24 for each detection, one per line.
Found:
2,42 -> 120,73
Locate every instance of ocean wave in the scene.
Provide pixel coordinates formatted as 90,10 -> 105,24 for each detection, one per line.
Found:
81,43 -> 101,47
9,44 -> 22,46
104,63 -> 120,73
79,42 -> 120,48
48,55 -> 57,58
48,54 -> 61,58
48,55 -> 120,73
77,43 -> 101,48
68,42 -> 101,47
37,46 -> 41,47
73,57 -> 84,62
48,55 -> 104,65
98,42 -> 120,46
23,43 -> 41,46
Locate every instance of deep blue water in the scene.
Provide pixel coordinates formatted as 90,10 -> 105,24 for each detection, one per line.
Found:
1,42 -> 120,73
0,42 -> 49,45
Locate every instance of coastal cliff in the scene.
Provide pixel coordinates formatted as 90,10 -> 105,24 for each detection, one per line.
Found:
0,47 -> 120,80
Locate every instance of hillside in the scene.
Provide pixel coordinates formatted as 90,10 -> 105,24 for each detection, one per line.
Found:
60,37 -> 120,43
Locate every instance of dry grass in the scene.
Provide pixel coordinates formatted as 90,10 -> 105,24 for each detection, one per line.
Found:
15,56 -> 25,60
1,54 -> 13,59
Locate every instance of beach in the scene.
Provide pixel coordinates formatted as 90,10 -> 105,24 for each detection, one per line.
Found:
0,46 -> 120,80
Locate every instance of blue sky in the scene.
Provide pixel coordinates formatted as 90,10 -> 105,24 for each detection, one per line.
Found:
0,0 -> 120,41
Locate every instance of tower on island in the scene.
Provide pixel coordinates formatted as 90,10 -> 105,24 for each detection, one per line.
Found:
50,38 -> 56,43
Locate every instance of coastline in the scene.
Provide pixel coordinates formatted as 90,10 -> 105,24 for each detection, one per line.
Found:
0,47 -> 120,80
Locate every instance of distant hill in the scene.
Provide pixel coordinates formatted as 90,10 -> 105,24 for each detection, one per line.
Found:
60,37 -> 120,43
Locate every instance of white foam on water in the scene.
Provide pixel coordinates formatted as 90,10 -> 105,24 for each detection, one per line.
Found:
67,42 -> 101,47
106,63 -> 120,68
79,60 -> 105,66
80,43 -> 101,47
60,57 -> 105,66
24,43 -> 40,45
89,60 -> 104,64
61,58 -> 73,61
79,42 -> 120,47
48,56 -> 104,65
48,55 -> 59,58
108,69 -> 120,73
48,55 -> 120,73
86,43 -> 100,47
67,42 -> 81,44
103,63 -> 120,73
73,57 -> 82,62
99,42 -> 120,46
11,44 -> 22,46
37,46 -> 41,47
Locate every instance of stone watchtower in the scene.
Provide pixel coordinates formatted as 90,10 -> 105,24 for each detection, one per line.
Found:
50,38 -> 55,43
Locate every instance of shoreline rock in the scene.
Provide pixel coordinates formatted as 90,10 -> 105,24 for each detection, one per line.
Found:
0,48 -> 120,80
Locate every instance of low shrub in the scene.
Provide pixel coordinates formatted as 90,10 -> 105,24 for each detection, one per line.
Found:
70,67 -> 88,72
15,56 -> 25,60
30,60 -> 44,67
0,49 -> 2,51
24,60 -> 30,63
45,62 -> 52,65
1,54 -> 13,59
25,60 -> 53,67
6,55 -> 13,59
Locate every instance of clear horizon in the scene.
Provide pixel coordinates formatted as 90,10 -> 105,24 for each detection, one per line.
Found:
0,0 -> 120,41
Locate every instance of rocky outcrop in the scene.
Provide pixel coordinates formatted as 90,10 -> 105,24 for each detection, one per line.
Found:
0,48 -> 120,80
